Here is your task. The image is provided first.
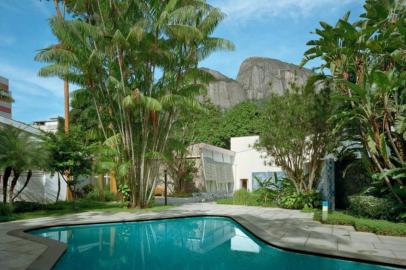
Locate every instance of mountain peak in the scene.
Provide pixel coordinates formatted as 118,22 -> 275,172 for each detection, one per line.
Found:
203,57 -> 312,108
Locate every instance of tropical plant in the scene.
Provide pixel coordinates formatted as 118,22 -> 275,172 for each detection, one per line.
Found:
182,101 -> 265,148
45,127 -> 93,200
0,125 -> 48,204
164,143 -> 197,194
118,183 -> 131,202
257,82 -> 334,193
36,0 -> 233,207
348,195 -> 400,221
302,0 -> 406,205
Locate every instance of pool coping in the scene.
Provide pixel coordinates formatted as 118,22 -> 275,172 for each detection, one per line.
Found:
7,213 -> 406,270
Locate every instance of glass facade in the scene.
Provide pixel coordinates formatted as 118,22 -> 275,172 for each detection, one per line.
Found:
201,147 -> 234,193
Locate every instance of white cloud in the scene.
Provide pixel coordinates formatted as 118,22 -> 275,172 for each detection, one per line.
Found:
211,0 -> 357,23
0,36 -> 15,47
0,62 -> 64,98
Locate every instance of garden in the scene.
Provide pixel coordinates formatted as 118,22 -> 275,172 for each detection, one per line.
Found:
0,0 -> 405,239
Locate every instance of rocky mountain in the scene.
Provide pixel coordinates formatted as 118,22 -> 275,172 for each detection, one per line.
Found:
204,57 -> 313,109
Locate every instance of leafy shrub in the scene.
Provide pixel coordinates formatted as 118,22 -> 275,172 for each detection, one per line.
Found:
348,195 -> 400,220
334,153 -> 372,209
45,201 -> 68,211
82,184 -> 95,195
279,191 -> 321,209
232,189 -> 261,206
0,203 -> 13,217
315,211 -> 406,236
85,189 -> 119,202
85,190 -> 100,201
104,191 -> 118,202
118,184 -> 131,202
253,188 -> 278,206
13,202 -> 45,213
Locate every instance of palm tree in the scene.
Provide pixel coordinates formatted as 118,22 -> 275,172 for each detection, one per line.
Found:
0,126 -> 48,204
36,0 -> 233,207
52,0 -> 70,134
302,0 -> 406,205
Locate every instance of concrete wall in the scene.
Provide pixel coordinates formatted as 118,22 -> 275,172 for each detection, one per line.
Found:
231,136 -> 282,192
0,171 -> 67,203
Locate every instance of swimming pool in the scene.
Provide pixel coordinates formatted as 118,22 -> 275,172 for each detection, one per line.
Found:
30,216 -> 400,270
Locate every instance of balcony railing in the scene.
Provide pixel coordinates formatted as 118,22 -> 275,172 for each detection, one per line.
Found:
0,89 -> 13,102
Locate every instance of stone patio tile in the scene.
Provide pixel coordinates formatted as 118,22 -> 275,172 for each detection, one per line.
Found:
279,236 -> 307,247
350,231 -> 381,242
307,224 -> 333,234
392,250 -> 406,260
331,228 -> 351,241
372,241 -> 406,251
337,239 -> 376,251
1,203 -> 406,269
306,233 -> 337,250
333,224 -> 355,231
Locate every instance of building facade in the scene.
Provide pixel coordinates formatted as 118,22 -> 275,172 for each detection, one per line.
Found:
0,76 -> 12,119
32,117 -> 60,133
231,136 -> 284,192
189,143 -> 235,194
0,116 -> 67,203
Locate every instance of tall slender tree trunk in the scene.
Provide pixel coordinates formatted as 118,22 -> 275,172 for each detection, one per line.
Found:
98,175 -> 105,201
56,173 -> 61,202
109,172 -> 117,194
64,80 -> 69,133
12,170 -> 32,203
2,167 -> 12,203
9,169 -> 21,204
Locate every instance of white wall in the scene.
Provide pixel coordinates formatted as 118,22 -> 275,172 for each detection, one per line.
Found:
231,136 -> 281,191
0,171 -> 67,203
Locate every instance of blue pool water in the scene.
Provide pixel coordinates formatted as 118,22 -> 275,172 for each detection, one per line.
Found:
30,216 -> 399,270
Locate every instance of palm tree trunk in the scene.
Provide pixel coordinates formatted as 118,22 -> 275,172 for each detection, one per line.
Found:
98,175 -> 105,201
8,169 -> 21,204
109,172 -> 117,194
64,80 -> 70,133
2,167 -> 12,203
12,170 -> 32,202
56,173 -> 61,202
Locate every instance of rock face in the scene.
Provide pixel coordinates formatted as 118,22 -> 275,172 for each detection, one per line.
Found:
204,57 -> 312,108
202,68 -> 246,108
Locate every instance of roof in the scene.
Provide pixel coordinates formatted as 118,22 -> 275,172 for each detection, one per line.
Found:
0,115 -> 42,136
188,143 -> 235,156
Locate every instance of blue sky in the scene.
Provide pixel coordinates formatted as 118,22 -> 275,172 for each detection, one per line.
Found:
0,0 -> 363,123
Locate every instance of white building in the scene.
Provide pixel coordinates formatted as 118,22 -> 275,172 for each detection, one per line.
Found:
231,136 -> 284,192
32,117 -> 60,133
0,116 -> 67,203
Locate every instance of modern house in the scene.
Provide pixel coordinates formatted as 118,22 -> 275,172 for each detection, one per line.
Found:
188,143 -> 235,194
32,117 -> 60,133
158,137 -> 283,195
231,136 -> 284,192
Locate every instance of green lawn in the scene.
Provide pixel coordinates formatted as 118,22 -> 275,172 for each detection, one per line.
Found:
216,197 -> 276,207
314,210 -> 406,236
0,200 -> 174,222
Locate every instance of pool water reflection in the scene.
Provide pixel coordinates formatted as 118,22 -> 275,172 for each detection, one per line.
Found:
30,216 -> 399,270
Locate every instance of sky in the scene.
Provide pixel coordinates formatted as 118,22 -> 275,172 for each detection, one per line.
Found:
0,0 -> 364,123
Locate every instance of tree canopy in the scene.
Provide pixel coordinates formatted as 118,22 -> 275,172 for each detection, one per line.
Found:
37,0 -> 233,207
302,0 -> 406,205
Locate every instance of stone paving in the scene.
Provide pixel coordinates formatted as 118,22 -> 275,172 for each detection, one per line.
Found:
1,203 -> 406,269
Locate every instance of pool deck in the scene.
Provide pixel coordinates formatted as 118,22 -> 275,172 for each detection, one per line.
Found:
1,203 -> 406,269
